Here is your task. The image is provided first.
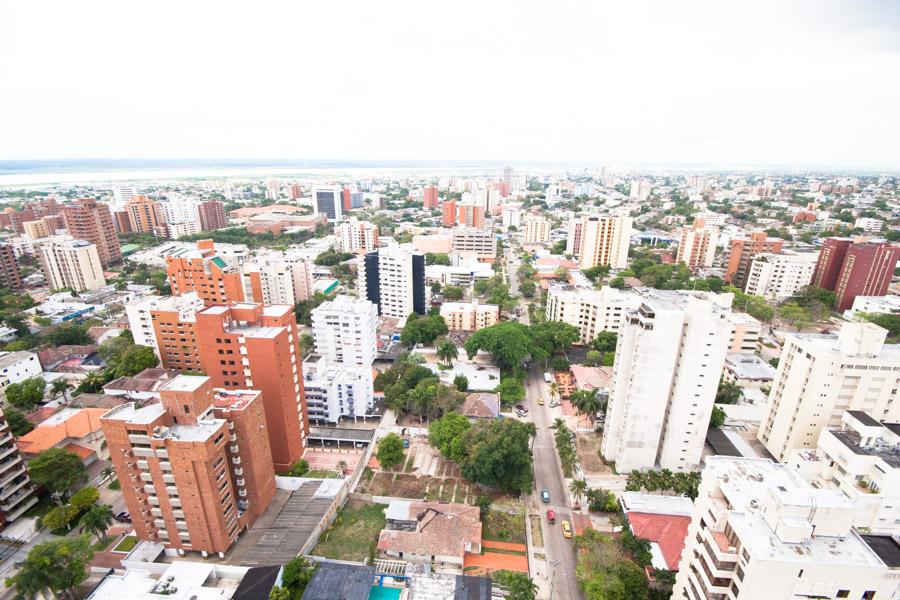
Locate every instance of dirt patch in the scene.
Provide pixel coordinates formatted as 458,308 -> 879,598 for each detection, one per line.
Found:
576,432 -> 611,475
482,499 -> 527,544
529,514 -> 543,547
393,474 -> 431,499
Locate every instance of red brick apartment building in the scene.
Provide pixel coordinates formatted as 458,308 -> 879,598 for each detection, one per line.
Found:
61,198 -> 122,267
812,238 -> 900,311
166,240 -> 245,305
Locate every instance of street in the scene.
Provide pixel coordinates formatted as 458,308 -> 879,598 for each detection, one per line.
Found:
525,365 -> 583,600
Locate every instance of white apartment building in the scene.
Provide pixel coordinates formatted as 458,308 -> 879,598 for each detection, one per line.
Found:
845,295 -> 900,319
789,410 -> 900,536
125,292 -> 204,354
566,216 -> 632,270
302,357 -> 374,423
744,251 -> 818,300
310,294 -> 378,367
440,302 -> 500,331
335,218 -> 379,253
312,186 -> 343,222
855,217 -> 884,233
358,245 -> 426,319
451,227 -> 496,260
545,284 -> 640,344
159,195 -> 200,224
629,179 -> 652,201
759,322 -> 900,462
601,291 -> 733,472
0,408 -> 37,522
166,220 -> 201,240
0,351 -> 42,386
241,254 -> 314,305
37,237 -> 106,291
523,216 -> 551,244
673,456 -> 900,600
501,203 -> 522,230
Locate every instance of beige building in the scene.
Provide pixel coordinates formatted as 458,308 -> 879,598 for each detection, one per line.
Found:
566,215 -> 632,270
726,312 -> 761,353
451,227 -> 496,260
522,216 -> 551,244
758,322 -> 900,463
22,220 -> 50,239
335,218 -> 379,254
673,456 -> 899,600
37,237 -> 106,291
744,250 -> 818,300
440,302 -> 499,331
545,284 -> 640,344
675,217 -> 718,269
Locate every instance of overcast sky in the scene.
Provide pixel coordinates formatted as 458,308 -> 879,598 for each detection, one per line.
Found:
2,1 -> 899,169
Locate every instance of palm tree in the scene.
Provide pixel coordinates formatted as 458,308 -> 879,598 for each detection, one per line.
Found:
548,381 -> 559,402
436,341 -> 458,367
570,389 -> 602,425
100,465 -> 116,484
79,504 -> 114,542
81,372 -> 105,393
51,380 -> 72,403
569,479 -> 588,508
551,417 -> 566,431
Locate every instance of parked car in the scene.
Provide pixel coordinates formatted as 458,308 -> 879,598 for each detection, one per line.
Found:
537,397 -> 544,405
546,509 -> 556,524
561,519 -> 573,538
549,400 -> 560,408
544,372 -> 552,383
541,489 -> 550,503
115,512 -> 131,523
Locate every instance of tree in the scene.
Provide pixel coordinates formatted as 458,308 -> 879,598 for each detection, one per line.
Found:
609,276 -> 626,289
549,356 -> 570,372
465,322 -> 541,373
715,379 -> 743,405
591,331 -> 617,354
495,376 -> 525,405
68,486 -> 99,511
494,571 -> 537,600
571,389 -> 603,423
79,504 -> 114,542
112,344 -> 159,377
778,301 -> 811,331
290,459 -> 310,477
376,433 -> 406,470
859,312 -> 900,342
584,350 -> 602,366
28,448 -> 88,498
548,381 -> 559,401
453,374 -> 468,391
45,323 -> 92,347
460,419 -> 536,492
425,252 -> 451,266
78,371 -> 106,393
4,407 -> 33,435
429,412 -> 472,462
5,535 -> 93,600
570,479 -> 588,507
709,406 -> 726,429
400,314 -> 449,346
313,249 -> 353,266
299,334 -> 315,356
51,379 -> 73,403
269,586 -> 292,600
5,377 -> 45,410
281,555 -> 316,599
436,340 -> 459,366
443,285 -> 465,300
529,321 -> 580,357
519,280 -> 537,298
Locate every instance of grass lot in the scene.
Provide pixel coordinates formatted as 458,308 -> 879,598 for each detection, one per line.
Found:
482,500 -> 526,545
113,536 -> 138,553
312,502 -> 387,562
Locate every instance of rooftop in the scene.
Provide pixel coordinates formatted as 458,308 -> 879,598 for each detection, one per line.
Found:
213,389 -> 260,411
724,353 -> 777,380
161,374 -> 210,393
0,350 -> 37,369
16,407 -> 107,456
87,561 -> 243,600
101,401 -> 166,425
378,500 -> 481,561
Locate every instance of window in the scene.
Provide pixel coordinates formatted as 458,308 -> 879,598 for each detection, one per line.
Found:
862,592 -> 876,600
836,592 -> 849,599
183,404 -> 190,414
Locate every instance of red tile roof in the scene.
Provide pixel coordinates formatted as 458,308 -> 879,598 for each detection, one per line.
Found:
627,512 -> 691,571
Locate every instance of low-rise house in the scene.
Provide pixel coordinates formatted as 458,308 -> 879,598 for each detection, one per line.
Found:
16,407 -> 109,465
723,353 -> 777,388
102,368 -> 183,401
461,392 -> 500,419
37,344 -> 102,374
621,492 -> 693,573
0,351 -> 42,386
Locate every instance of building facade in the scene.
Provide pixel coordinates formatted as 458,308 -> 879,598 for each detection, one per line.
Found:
744,251 -> 818,300
675,218 -> 718,269
302,357 -> 374,424
440,302 -> 500,331
545,284 -> 640,344
37,238 -> 106,291
567,215 -> 632,270
359,246 -> 426,318
456,203 -> 486,229
198,200 -> 227,231
335,218 -> 380,254
125,292 -> 205,357
451,227 -> 496,260
0,243 -> 22,290
166,241 -> 245,305
0,408 -> 37,526
126,195 -> 168,237
724,231 -> 784,288
522,216 -> 551,244
241,254 -> 314,306
310,295 -> 378,367
313,186 -> 343,222
60,198 -> 122,267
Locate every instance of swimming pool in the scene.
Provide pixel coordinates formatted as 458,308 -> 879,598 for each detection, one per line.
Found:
368,585 -> 402,600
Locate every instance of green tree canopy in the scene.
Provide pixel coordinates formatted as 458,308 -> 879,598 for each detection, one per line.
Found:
493,571 -> 538,600
529,321 -> 580,356
401,313 -> 449,346
4,407 -> 34,435
591,331 -> 618,354
45,323 -> 92,347
442,285 -> 465,300
453,374 -> 468,391
429,412 -> 472,462
5,535 -> 93,600
112,344 -> 160,377
460,419 -> 536,492
4,377 -> 45,411
79,504 -> 114,541
495,376 -> 525,405
464,322 -> 543,373
28,448 -> 88,496
376,433 -> 406,470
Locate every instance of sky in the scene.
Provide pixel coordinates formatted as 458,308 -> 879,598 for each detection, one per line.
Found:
2,0 -> 900,169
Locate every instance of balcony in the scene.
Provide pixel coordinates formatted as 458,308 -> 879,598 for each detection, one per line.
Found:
155,449 -> 169,459
165,486 -> 178,496
150,508 -> 163,517
233,467 -> 243,476
0,485 -> 35,511
163,474 -> 175,484
139,473 -> 153,482
136,460 -> 149,470
229,433 -> 237,442
128,434 -> 150,445
159,461 -> 172,471
231,456 -> 241,465
143,485 -> 156,494
229,444 -> 239,453
227,421 -> 235,430
0,476 -> 31,502
0,444 -> 19,462
236,478 -> 245,487
238,489 -> 247,497
132,447 -> 155,458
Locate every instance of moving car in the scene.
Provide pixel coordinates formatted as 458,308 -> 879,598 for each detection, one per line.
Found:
541,489 -> 550,503
538,397 -> 544,405
546,509 -> 556,524
561,519 -> 573,538
544,372 -> 552,383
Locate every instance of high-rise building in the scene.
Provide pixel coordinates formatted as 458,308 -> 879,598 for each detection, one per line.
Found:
101,375 -> 276,556
545,284 -> 641,344
359,246 -> 426,318
672,456 -> 899,600
159,195 -> 200,225
60,198 -> 122,267
601,291 -> 733,472
567,215 -> 632,270
22,220 -> 50,239
629,179 -> 651,200
125,293 -> 205,365
310,295 -> 378,367
442,199 -> 457,227
126,195 -> 168,237
195,303 -> 307,471
302,357 -> 374,424
312,186 -> 343,222
335,218 -> 380,254
37,237 -> 106,291
197,201 -> 227,231
502,165 -> 514,191
811,239 -> 900,312
501,204 -> 522,230
522,216 -> 551,244
439,302 -> 500,331
112,210 -> 132,234
456,203 -> 486,229
744,250 -> 819,300
265,180 -> 280,201
758,322 -> 900,462
422,186 -> 439,209
724,231 -> 785,288
675,218 -> 718,269
287,183 -> 302,200
241,254 -> 314,305
0,408 -> 37,526
0,243 -> 22,290
166,241 -> 245,305
451,227 -> 496,260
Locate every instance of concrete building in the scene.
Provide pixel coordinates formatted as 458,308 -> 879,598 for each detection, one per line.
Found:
545,284 -> 640,344
60,198 -> 122,267
811,238 -> 900,311
101,376 -> 276,556
335,218 -> 379,254
501,203 -> 522,230
313,186 -> 343,222
523,216 -> 551,244
855,217 -> 884,233
744,250 -> 818,300
672,456 -> 900,600
166,240 -> 245,305
726,311 -> 761,353
166,221 -> 200,240
844,295 -> 900,319
675,218 -> 718,269
440,302 -> 500,331
265,180 -> 280,200
758,322 -> 900,463
302,357 -> 374,424
601,291 -> 733,472
451,227 -> 496,260
241,254 -> 314,305
195,303 -> 307,471
0,408 -> 37,526
37,237 -> 106,291
197,200 -> 227,231
0,243 -> 22,290
422,186 -> 439,209
125,293 -> 205,361
359,246 -> 426,318
0,351 -> 41,386
126,195 -> 168,237
789,410 -> 900,536
566,215 -> 632,270
724,231 -> 784,288
310,295 -> 377,368
456,203 -> 486,229
22,219 -> 50,239
159,195 -> 200,227
723,353 -> 777,388
441,199 -> 457,227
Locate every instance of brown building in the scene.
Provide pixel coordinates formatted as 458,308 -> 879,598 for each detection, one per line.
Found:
812,238 -> 900,311
195,303 -> 306,471
0,243 -> 22,290
198,201 -> 227,231
166,240 -> 245,305
126,194 -> 168,236
724,231 -> 784,288
61,198 -> 122,267
441,200 -> 457,227
811,237 -> 854,291
457,203 -> 485,229
0,408 -> 37,526
422,186 -> 438,209
152,308 -> 202,372
112,210 -> 132,234
101,375 -> 275,556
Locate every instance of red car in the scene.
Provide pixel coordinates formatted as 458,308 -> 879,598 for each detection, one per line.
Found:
547,509 -> 556,524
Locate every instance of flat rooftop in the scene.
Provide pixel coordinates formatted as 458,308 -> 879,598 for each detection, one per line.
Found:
214,390 -> 260,411
87,560 -> 241,600
161,375 -> 210,392
308,427 -> 374,443
102,401 -> 166,424
724,353 -> 777,380
829,428 -> 900,469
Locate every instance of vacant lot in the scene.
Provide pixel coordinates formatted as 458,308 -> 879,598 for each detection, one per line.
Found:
482,499 -> 527,545
312,501 -> 386,562
576,432 -> 611,475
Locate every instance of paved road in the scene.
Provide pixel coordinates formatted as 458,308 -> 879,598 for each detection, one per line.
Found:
524,365 -> 582,600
